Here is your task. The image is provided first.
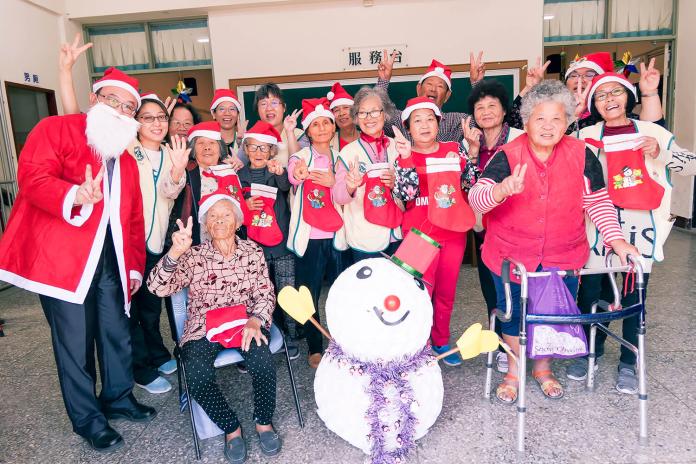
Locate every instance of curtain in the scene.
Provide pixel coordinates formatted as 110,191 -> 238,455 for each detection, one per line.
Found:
611,0 -> 673,37
544,0 -> 606,42
150,20 -> 212,68
88,25 -> 149,73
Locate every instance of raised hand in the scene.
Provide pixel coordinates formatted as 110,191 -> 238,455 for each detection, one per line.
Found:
237,117 -> 248,138
526,57 -> 551,89
462,116 -> 483,162
293,158 -> 309,181
345,159 -> 363,193
168,216 -> 193,260
223,155 -> 244,171
267,159 -> 284,176
392,125 -> 412,159
574,79 -> 591,118
59,33 -> 92,72
163,96 -> 177,116
309,169 -> 336,188
246,195 -> 264,211
166,134 -> 192,182
378,49 -> 398,81
493,163 -> 527,202
74,164 -> 105,206
633,136 -> 660,159
469,51 -> 486,84
283,109 -> 302,134
639,57 -> 661,94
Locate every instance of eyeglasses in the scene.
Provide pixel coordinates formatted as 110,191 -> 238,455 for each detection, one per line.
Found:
138,114 -> 169,124
171,120 -> 193,129
215,106 -> 238,114
594,87 -> 627,102
567,71 -> 598,80
258,99 -> 282,110
245,143 -> 272,153
97,93 -> 137,115
356,109 -> 384,120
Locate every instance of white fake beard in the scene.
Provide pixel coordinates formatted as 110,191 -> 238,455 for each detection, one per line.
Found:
85,102 -> 140,162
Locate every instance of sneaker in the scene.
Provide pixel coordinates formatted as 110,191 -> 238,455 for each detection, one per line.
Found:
158,359 -> 177,375
136,376 -> 172,394
237,363 -> 248,374
285,342 -> 300,360
432,344 -> 462,367
496,351 -> 509,374
616,363 -> 638,395
566,357 -> 599,381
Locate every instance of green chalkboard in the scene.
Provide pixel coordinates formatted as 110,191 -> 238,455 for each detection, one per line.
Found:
237,73 -> 517,126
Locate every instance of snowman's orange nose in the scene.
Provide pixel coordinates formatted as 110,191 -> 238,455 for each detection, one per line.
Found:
384,295 -> 401,311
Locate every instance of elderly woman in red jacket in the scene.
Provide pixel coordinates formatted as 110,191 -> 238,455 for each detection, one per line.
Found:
469,80 -> 638,404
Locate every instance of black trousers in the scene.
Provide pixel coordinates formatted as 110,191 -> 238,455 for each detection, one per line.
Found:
294,239 -> 350,354
40,229 -> 135,437
130,250 -> 171,385
577,272 -> 650,366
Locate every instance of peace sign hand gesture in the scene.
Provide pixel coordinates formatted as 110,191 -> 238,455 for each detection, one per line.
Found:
524,57 -> 551,91
639,57 -> 661,94
345,158 -> 363,194
167,134 -> 192,182
493,163 -> 527,203
469,51 -> 486,84
392,126 -> 412,159
293,158 -> 309,181
462,116 -> 483,162
74,164 -> 105,206
284,109 -> 302,134
59,33 -> 92,72
378,49 -> 398,81
574,79 -> 591,119
163,96 -> 177,116
168,217 -> 193,260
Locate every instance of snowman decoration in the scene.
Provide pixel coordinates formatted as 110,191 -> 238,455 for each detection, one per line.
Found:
314,234 -> 443,464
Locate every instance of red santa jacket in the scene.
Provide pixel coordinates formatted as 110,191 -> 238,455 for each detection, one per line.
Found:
0,114 -> 145,314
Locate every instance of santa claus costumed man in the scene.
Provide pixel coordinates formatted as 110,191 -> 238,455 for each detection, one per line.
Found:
0,67 -> 156,452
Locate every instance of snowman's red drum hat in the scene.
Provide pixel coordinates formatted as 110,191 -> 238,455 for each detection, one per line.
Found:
383,228 -> 441,281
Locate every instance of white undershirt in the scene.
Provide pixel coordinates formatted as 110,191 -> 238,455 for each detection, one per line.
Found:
143,147 -> 162,176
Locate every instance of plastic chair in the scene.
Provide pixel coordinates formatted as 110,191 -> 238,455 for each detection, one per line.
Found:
166,291 -> 304,460
484,252 -> 647,453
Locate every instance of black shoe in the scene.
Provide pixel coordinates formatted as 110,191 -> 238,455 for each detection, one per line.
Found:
236,362 -> 248,374
104,401 -> 157,423
84,426 -> 124,452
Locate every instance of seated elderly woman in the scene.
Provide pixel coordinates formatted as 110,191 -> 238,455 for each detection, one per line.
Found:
468,80 -> 638,404
338,86 -> 402,262
148,193 -> 280,463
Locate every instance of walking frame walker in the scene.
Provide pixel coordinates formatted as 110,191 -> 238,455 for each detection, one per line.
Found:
483,251 -> 647,453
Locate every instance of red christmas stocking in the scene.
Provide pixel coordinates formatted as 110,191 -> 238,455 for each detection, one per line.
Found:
301,172 -> 343,232
246,183 -> 283,246
425,157 -> 475,232
363,162 -> 403,229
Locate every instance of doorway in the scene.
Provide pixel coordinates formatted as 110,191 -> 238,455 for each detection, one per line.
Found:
4,82 -> 58,156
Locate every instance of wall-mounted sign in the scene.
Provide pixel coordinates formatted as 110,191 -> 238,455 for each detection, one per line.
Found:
342,44 -> 407,71
23,73 -> 39,84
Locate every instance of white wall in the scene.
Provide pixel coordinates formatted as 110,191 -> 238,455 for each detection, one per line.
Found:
208,0 -> 543,89
670,0 -> 695,220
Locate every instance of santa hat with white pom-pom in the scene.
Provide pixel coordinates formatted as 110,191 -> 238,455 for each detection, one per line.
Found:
327,82 -> 354,109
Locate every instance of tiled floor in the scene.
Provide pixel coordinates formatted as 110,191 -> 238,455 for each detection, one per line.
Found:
1,230 -> 695,464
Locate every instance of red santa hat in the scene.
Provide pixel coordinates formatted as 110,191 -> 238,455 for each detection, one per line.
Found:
205,304 -> 248,348
198,181 -> 244,225
187,121 -> 222,142
419,59 -> 452,90
565,52 -> 614,79
92,67 -> 141,107
586,72 -> 637,113
210,89 -> 242,114
401,96 -> 443,122
301,97 -> 334,130
327,82 -> 354,109
243,121 -> 281,145
139,91 -> 161,102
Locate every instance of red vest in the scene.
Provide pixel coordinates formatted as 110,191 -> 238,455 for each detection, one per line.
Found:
482,134 -> 589,277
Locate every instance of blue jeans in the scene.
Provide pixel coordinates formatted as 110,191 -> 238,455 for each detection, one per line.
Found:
491,268 -> 579,337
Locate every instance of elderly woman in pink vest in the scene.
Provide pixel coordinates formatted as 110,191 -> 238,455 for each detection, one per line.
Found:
469,80 -> 638,404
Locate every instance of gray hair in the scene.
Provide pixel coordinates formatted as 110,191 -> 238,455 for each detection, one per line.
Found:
187,136 -> 228,162
519,80 -> 576,125
350,86 -> 397,124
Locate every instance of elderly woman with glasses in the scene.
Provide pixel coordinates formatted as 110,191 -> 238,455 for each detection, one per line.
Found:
336,86 -> 403,262
469,80 -> 638,404
148,193 -> 281,462
564,73 -> 696,394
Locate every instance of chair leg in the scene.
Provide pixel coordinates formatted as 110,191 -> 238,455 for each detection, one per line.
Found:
282,335 -> 304,428
179,352 -> 202,460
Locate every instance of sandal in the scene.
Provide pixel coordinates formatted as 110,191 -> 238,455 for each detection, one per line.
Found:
495,374 -> 519,404
533,369 -> 564,400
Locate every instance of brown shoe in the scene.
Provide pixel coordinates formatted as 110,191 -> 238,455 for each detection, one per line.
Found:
308,353 -> 322,369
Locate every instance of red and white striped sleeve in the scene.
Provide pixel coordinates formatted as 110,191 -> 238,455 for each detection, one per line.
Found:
582,177 -> 624,245
469,178 -> 503,214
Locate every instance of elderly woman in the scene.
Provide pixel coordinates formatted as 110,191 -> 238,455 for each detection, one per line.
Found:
393,96 -> 479,367
148,194 -> 280,462
337,86 -> 402,262
565,73 -> 696,393
125,95 -> 190,394
299,82 -> 360,151
287,98 -> 351,368
461,79 -> 525,374
168,103 -> 202,142
468,80 -> 638,403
